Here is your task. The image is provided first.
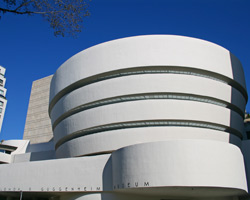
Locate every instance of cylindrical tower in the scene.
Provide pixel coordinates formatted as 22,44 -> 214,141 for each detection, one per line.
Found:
49,35 -> 247,158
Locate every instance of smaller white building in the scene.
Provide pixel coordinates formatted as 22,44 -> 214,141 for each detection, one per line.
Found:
0,66 -> 7,133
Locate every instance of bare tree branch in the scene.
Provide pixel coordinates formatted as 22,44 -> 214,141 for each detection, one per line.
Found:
0,7 -> 32,14
0,0 -> 91,37
14,1 -> 32,11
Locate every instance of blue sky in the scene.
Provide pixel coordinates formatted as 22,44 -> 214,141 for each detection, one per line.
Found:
0,0 -> 250,141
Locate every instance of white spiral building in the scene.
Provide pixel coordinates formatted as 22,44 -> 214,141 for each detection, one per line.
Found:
0,35 -> 249,200
50,35 -> 247,158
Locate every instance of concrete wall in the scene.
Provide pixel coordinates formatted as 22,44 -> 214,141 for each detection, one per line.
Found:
0,140 -> 248,199
23,75 -> 53,144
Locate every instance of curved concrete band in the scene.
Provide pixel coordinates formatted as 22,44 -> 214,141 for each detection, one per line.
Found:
59,135 -> 249,200
112,140 -> 247,194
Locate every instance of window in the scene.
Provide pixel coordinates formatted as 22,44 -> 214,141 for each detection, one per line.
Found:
0,101 -> 3,106
0,108 -> 2,113
0,90 -> 4,96
4,150 -> 11,154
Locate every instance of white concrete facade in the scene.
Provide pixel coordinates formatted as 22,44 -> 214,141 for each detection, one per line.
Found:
0,66 -> 7,133
0,35 -> 249,200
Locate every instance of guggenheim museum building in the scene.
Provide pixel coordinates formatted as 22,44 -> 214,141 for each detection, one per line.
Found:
0,35 -> 250,200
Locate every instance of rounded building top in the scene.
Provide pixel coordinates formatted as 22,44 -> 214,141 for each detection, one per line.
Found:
49,35 -> 247,110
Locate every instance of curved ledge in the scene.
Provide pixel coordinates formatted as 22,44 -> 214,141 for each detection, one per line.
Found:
49,66 -> 248,115
55,120 -> 242,150
53,99 -> 244,147
55,127 -> 242,158
51,92 -> 244,130
50,35 -> 248,107
111,140 -> 248,193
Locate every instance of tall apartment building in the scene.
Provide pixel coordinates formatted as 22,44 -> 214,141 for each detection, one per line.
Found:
23,75 -> 53,144
0,35 -> 250,200
0,66 -> 7,133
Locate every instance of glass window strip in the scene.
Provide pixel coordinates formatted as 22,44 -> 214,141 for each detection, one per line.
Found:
49,66 -> 248,114
52,93 -> 243,130
55,120 -> 242,150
